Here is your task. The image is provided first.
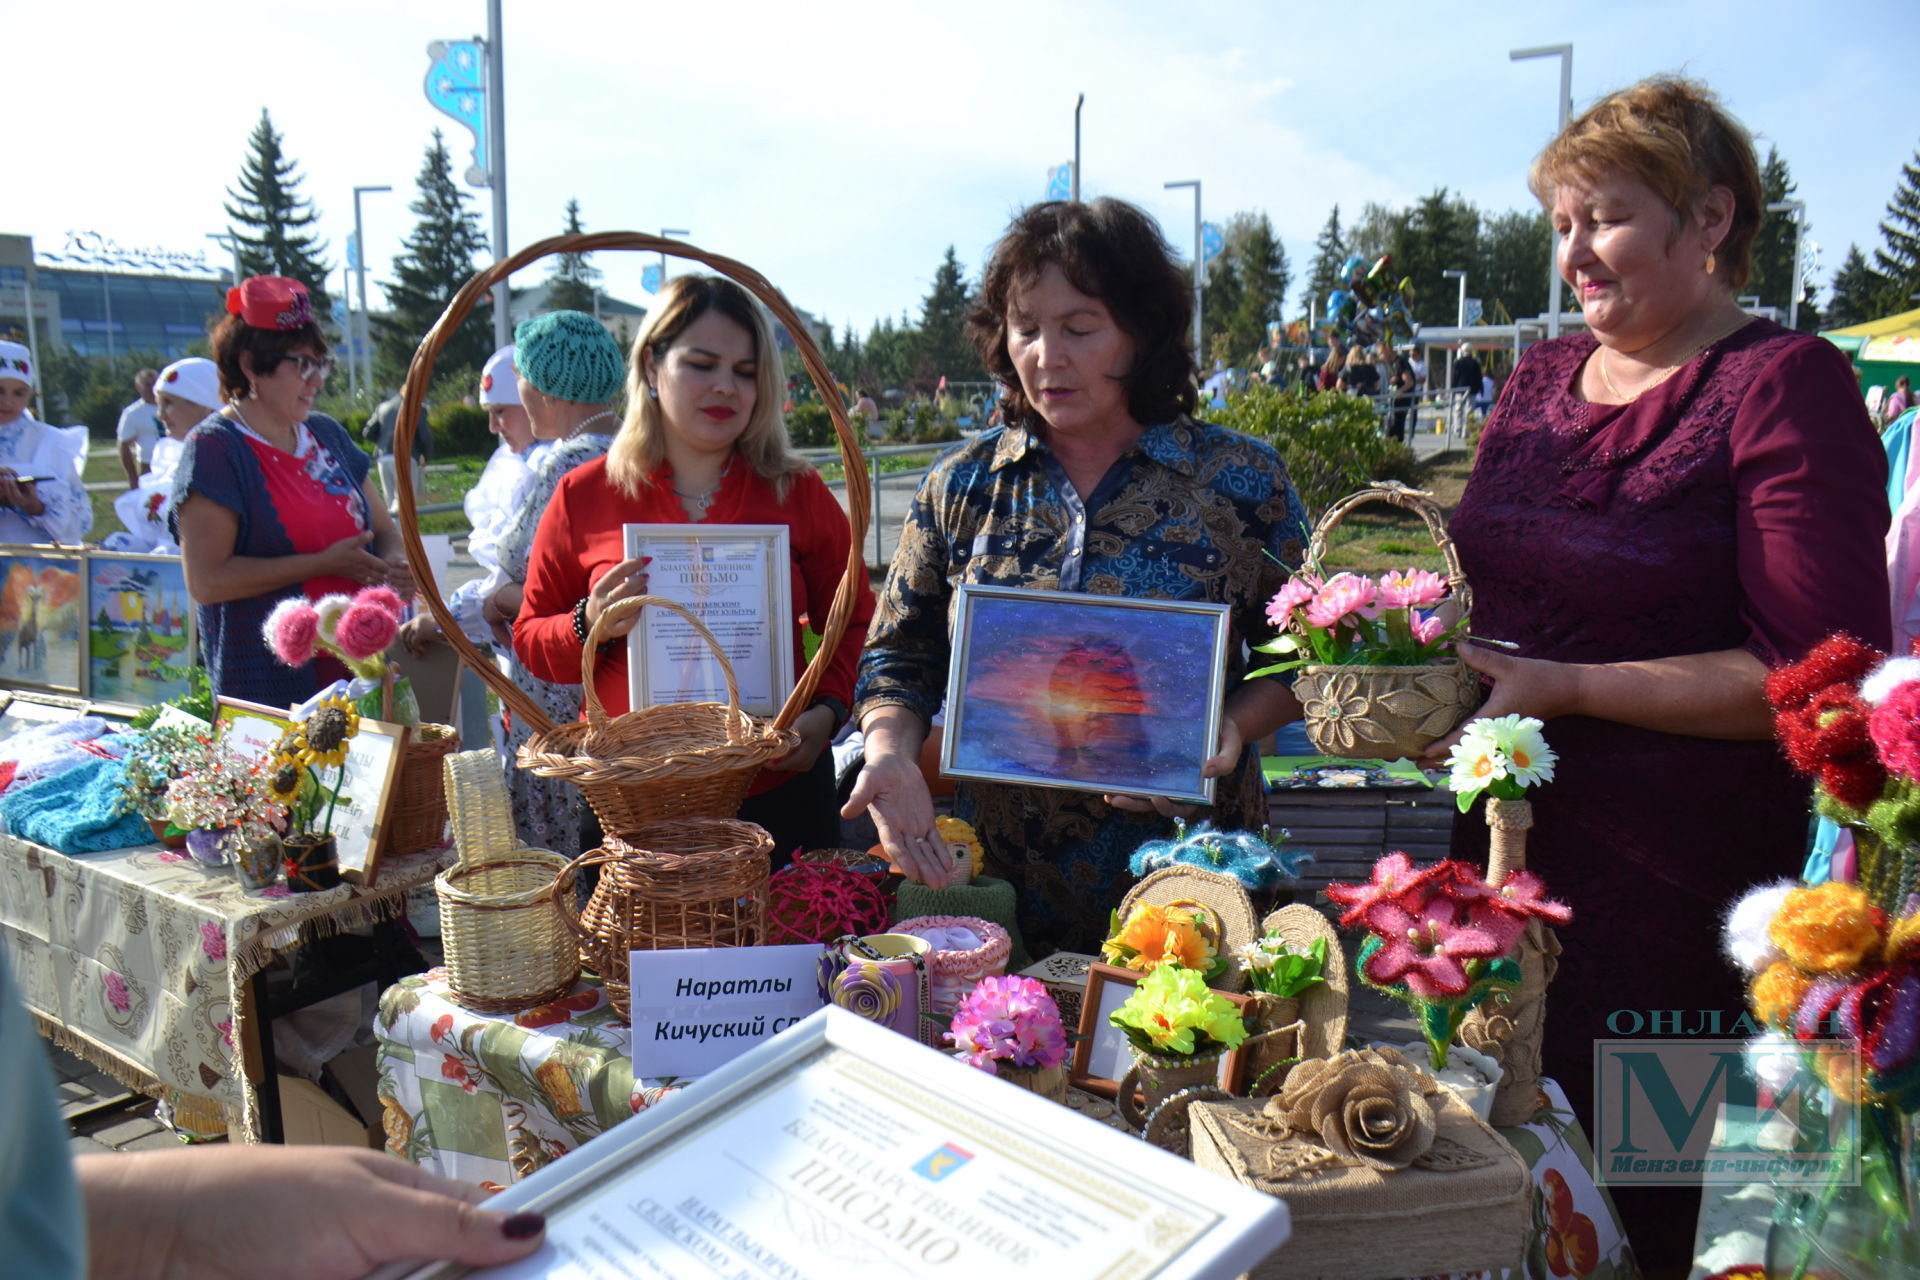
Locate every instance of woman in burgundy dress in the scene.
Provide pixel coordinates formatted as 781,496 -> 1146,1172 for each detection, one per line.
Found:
1433,77 -> 1890,1267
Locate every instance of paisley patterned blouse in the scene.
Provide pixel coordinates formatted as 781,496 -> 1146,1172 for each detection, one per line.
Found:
855,416 -> 1310,956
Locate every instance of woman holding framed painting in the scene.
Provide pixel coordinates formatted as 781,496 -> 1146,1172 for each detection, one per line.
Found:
845,199 -> 1313,958
514,276 -> 873,863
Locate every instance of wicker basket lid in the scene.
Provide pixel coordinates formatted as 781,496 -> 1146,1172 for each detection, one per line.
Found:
1258,903 -> 1350,1061
1117,866 -> 1260,992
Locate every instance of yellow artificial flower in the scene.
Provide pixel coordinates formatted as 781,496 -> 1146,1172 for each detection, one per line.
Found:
266,751 -> 305,804
298,695 -> 361,770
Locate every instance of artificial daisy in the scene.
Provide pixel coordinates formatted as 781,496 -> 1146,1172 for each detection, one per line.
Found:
1480,715 -> 1558,787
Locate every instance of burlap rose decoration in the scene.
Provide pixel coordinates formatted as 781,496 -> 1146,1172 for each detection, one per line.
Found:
1266,1046 -> 1438,1171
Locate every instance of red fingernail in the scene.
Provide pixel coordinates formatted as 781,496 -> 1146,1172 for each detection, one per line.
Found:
501,1213 -> 546,1240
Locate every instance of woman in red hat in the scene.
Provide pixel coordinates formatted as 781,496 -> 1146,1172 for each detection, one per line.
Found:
170,275 -> 414,705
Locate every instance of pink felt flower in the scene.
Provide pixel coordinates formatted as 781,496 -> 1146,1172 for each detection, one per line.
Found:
1488,869 -> 1575,926
1324,852 -> 1449,927
1265,576 -> 1320,628
1304,573 -> 1378,630
355,585 -> 408,620
1410,612 -> 1446,646
1360,896 -> 1512,1000
199,921 -> 228,962
334,601 -> 399,661
264,598 -> 320,668
1869,681 -> 1920,781
1379,568 -> 1448,609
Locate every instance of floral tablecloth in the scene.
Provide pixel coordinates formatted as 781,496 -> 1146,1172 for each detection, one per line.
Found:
375,968 -> 685,1190
0,831 -> 451,1141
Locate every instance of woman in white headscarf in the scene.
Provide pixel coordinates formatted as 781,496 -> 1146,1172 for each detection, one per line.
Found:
106,357 -> 223,553
0,339 -> 90,545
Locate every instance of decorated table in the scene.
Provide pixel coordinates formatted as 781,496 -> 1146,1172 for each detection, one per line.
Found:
0,829 -> 450,1141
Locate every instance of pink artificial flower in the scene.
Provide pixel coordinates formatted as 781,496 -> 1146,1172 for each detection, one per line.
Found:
1265,576 -> 1320,628
199,921 -> 228,962
1324,852 -> 1450,927
1304,573 -> 1378,630
103,971 -> 131,1014
1361,894 -> 1513,1000
355,585 -> 408,620
1487,869 -> 1575,926
334,601 -> 399,661
1411,612 -> 1446,646
1869,681 -> 1920,781
264,597 -> 320,668
1379,568 -> 1448,609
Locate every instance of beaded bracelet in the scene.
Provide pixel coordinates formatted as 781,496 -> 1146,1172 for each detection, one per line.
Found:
572,597 -> 591,643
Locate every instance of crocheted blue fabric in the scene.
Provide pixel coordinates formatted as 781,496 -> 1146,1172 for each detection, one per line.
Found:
1128,823 -> 1313,892
0,757 -> 150,854
514,310 -> 623,403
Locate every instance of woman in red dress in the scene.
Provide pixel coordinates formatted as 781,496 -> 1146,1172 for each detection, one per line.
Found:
514,276 -> 873,860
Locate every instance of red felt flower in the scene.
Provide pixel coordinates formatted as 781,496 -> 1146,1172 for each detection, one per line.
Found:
1542,1167 -> 1600,1276
1360,892 -> 1512,999
1821,755 -> 1889,812
1487,869 -> 1575,926
1766,634 -> 1883,712
1325,852 -> 1450,927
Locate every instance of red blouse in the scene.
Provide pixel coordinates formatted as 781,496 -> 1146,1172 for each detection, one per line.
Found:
515,455 -> 874,739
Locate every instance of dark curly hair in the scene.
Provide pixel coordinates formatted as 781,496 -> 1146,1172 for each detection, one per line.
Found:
967,198 -> 1196,430
210,313 -> 329,402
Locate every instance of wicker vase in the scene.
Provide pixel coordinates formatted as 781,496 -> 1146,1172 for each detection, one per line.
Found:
1456,797 -> 1561,1126
1293,483 -> 1482,760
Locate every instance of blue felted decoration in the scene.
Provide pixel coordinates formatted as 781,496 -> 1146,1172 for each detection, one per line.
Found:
0,757 -> 151,855
1128,822 -> 1312,892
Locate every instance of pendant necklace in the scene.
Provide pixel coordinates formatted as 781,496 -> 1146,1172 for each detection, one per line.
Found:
674,457 -> 734,519
228,400 -> 296,453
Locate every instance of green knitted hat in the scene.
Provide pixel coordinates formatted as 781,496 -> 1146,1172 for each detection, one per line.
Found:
513,310 -> 624,403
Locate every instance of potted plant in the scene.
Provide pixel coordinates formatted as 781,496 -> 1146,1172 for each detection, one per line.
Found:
1324,851 -> 1570,1120
1235,930 -> 1329,1092
266,693 -> 364,892
160,740 -> 287,888
1108,964 -> 1250,1124
945,975 -> 1071,1101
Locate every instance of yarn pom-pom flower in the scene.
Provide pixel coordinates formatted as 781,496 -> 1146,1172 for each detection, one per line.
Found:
1765,633 -> 1883,713
263,597 -> 320,668
1722,880 -> 1797,974
335,600 -> 400,662
354,585 -> 408,620
1868,680 -> 1920,782
1769,881 -> 1881,975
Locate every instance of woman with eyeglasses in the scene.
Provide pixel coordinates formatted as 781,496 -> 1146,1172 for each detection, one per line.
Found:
171,276 -> 414,705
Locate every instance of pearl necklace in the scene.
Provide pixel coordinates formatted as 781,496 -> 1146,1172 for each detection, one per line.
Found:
565,409 -> 618,440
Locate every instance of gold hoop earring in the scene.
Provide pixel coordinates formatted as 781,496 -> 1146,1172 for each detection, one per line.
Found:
1706,250 -> 1717,276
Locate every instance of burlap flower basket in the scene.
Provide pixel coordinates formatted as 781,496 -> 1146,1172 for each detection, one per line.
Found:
1293,483 -> 1481,761
387,231 -> 871,828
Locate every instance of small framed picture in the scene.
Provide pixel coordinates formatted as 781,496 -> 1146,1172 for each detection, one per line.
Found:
940,584 -> 1231,803
1069,961 -> 1252,1100
85,551 -> 197,714
0,546 -> 86,696
214,696 -> 294,761
623,524 -> 793,717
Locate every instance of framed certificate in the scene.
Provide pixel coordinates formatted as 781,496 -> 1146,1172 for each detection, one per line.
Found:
941,585 -> 1232,804
379,1008 -> 1288,1280
624,524 -> 793,717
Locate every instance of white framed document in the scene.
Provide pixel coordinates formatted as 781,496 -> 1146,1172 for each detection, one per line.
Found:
624,524 -> 793,717
380,1008 -> 1289,1280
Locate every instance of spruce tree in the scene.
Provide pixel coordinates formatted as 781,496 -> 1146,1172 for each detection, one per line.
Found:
376,131 -> 492,384
1302,206 -> 1346,318
1750,147 -> 1801,315
544,198 -> 601,314
916,247 -> 981,383
1872,142 -> 1920,316
223,109 -> 331,314
1827,244 -> 1884,329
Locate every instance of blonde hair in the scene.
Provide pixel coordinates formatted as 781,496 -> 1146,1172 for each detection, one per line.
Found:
606,274 -> 807,500
1529,74 -> 1762,289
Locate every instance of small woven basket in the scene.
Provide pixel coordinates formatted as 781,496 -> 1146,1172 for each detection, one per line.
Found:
436,848 -> 579,1015
443,747 -> 519,864
1292,483 -> 1482,760
555,818 -> 774,1018
387,231 -> 870,831
518,596 -> 797,837
388,723 -> 460,856
892,915 -> 1012,1019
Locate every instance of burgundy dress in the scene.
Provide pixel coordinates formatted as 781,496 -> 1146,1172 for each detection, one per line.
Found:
1450,320 -> 1891,1133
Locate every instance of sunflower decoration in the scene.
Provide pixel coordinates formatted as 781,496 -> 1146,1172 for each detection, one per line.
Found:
297,694 -> 361,770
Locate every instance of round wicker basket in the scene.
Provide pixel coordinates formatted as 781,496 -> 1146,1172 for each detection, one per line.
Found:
1292,482 -> 1482,760
554,819 -> 775,1018
389,722 -> 460,856
387,231 -> 871,820
436,848 -> 579,1015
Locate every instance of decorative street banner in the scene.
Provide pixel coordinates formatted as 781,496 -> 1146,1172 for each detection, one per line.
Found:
1202,221 -> 1225,264
1046,162 -> 1073,201
424,39 -> 490,189
641,262 -> 663,295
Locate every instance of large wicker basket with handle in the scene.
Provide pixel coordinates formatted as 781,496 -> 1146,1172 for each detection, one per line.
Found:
1292,483 -> 1481,761
518,594 -> 796,837
387,232 -> 871,825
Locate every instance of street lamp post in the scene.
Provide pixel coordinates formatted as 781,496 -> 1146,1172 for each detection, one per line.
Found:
353,185 -> 393,401
659,229 -> 690,294
1165,180 -> 1203,367
1072,93 -> 1084,201
1510,43 -> 1573,337
1442,269 -> 1468,328
1766,199 -> 1807,331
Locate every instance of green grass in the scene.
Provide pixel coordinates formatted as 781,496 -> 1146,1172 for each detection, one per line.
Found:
1308,452 -> 1472,574
814,451 -> 939,486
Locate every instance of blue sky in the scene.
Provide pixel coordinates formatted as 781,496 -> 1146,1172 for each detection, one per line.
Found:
15,1 -> 1915,338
